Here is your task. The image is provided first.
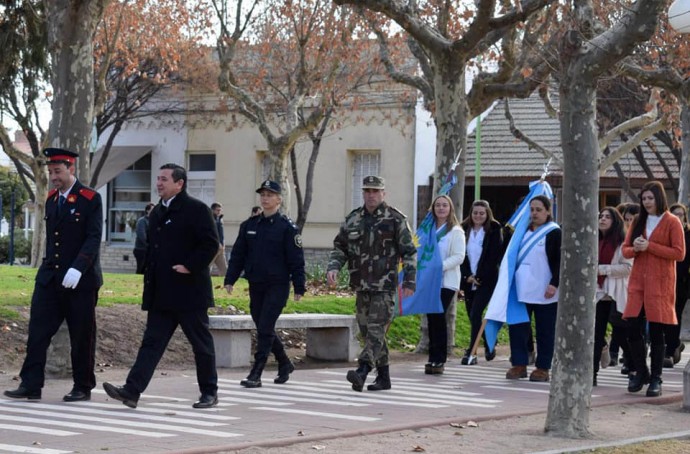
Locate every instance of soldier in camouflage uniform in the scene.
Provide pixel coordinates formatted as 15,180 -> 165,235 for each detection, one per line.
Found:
327,175 -> 417,392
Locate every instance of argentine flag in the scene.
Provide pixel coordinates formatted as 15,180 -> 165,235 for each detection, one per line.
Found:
483,179 -> 554,352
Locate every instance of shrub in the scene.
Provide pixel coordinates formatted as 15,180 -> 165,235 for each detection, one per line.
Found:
0,234 -> 32,264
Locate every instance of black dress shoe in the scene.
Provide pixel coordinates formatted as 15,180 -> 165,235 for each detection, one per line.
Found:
4,386 -> 41,400
103,382 -> 139,408
240,377 -> 262,388
63,389 -> 91,402
192,394 -> 218,409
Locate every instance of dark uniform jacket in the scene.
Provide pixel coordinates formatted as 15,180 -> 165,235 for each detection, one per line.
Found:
143,191 -> 219,312
37,180 -> 103,290
225,212 -> 306,295
460,219 -> 504,295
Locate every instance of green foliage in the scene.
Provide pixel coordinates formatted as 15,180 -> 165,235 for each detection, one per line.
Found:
305,262 -> 350,290
0,235 -> 32,264
0,168 -> 30,224
0,266 -> 509,350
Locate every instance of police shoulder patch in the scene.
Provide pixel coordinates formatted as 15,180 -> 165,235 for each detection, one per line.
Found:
294,234 -> 303,248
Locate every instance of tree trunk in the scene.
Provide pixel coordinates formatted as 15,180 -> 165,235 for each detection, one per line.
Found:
431,57 -> 468,216
45,0 -> 107,183
544,69 -> 598,439
30,167 -> 48,268
678,103 -> 690,207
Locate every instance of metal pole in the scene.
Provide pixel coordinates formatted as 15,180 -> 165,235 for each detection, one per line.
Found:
9,186 -> 15,265
474,115 -> 481,200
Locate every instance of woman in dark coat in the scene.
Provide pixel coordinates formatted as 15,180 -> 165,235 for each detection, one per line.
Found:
460,200 -> 504,365
664,203 -> 690,367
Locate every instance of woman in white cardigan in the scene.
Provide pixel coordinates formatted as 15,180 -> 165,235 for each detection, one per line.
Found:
593,207 -> 632,386
425,195 -> 466,375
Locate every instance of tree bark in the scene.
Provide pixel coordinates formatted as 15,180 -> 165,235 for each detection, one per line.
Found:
45,0 -> 109,182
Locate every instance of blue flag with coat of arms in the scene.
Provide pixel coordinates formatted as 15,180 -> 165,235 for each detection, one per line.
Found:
395,173 -> 457,316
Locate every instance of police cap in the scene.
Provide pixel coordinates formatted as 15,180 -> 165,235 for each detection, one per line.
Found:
362,175 -> 385,189
256,180 -> 281,194
44,148 -> 78,165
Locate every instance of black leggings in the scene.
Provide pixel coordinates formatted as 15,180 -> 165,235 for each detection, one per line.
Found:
427,288 -> 456,364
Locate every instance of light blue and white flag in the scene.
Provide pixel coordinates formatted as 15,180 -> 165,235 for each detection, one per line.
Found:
483,179 -> 554,352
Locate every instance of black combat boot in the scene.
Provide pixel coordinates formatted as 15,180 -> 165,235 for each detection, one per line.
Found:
646,343 -> 665,397
346,363 -> 372,392
241,359 -> 266,388
274,360 -> 295,384
367,365 -> 391,391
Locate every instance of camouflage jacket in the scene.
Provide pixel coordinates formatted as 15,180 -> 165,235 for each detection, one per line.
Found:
328,202 -> 417,292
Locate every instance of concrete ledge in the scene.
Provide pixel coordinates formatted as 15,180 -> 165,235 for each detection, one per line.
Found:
209,314 -> 360,368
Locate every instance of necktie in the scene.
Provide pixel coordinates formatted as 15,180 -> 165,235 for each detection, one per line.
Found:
58,195 -> 65,211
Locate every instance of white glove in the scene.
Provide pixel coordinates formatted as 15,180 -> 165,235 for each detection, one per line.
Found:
62,268 -> 82,289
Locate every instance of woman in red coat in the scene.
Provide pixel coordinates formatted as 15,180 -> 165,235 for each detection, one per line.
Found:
623,181 -> 685,397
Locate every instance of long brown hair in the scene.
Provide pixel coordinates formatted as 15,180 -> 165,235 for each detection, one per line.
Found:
630,181 -> 669,240
429,195 -> 460,231
461,199 -> 497,233
599,206 -> 625,247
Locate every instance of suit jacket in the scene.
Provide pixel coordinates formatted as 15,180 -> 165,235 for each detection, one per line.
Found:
36,180 -> 103,290
623,212 -> 685,323
461,220 -> 504,296
142,191 -> 219,312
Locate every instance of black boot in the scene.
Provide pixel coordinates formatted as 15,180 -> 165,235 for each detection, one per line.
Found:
274,360 -> 295,384
346,363 -> 372,392
367,365 -> 391,391
241,359 -> 266,388
646,376 -> 663,397
627,339 -> 650,393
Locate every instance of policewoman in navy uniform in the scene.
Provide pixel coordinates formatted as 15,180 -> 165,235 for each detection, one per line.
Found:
103,163 -> 220,409
4,148 -> 103,402
225,180 -> 306,388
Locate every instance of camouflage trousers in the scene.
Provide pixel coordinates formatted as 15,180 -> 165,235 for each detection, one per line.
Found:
355,291 -> 395,368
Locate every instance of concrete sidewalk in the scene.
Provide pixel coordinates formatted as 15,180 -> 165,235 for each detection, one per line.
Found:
1,354 -> 689,454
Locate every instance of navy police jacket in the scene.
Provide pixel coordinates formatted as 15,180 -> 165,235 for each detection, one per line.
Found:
142,191 -> 219,312
225,212 -> 306,295
37,180 -> 103,290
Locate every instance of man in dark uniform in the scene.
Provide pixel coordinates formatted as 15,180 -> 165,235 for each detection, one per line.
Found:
103,163 -> 220,409
225,180 -> 306,388
4,148 -> 103,402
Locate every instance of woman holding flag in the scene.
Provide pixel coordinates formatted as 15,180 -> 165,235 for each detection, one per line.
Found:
424,195 -> 465,375
506,195 -> 561,382
460,200 -> 504,365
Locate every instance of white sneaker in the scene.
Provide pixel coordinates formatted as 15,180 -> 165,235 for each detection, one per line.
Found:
600,345 -> 610,369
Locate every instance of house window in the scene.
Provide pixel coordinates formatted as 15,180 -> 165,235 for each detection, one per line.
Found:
108,153 -> 152,242
351,151 -> 380,209
187,152 -> 216,206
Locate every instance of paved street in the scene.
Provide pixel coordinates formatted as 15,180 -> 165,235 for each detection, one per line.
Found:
0,353 -> 687,454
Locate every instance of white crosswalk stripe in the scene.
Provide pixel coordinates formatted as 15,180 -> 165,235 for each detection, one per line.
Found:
0,444 -> 72,454
250,406 -> 381,421
0,423 -> 79,436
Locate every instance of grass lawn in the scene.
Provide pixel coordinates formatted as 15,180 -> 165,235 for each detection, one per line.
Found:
0,265 -> 508,351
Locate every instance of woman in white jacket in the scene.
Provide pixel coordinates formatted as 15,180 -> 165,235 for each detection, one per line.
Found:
593,207 -> 632,386
425,195 -> 466,375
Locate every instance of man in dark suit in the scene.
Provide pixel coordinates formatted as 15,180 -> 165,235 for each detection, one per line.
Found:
103,163 -> 220,409
4,148 -> 103,402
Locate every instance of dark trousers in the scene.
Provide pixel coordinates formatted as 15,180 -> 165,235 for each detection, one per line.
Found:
593,299 -> 629,374
125,309 -> 217,396
509,302 -> 557,370
427,288 -> 456,363
464,288 -> 489,351
248,283 -> 290,365
133,248 -> 146,275
665,280 -> 689,356
20,283 -> 98,391
627,311 -> 665,378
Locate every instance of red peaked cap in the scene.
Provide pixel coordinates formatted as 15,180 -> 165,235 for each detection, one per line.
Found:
43,147 -> 78,164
